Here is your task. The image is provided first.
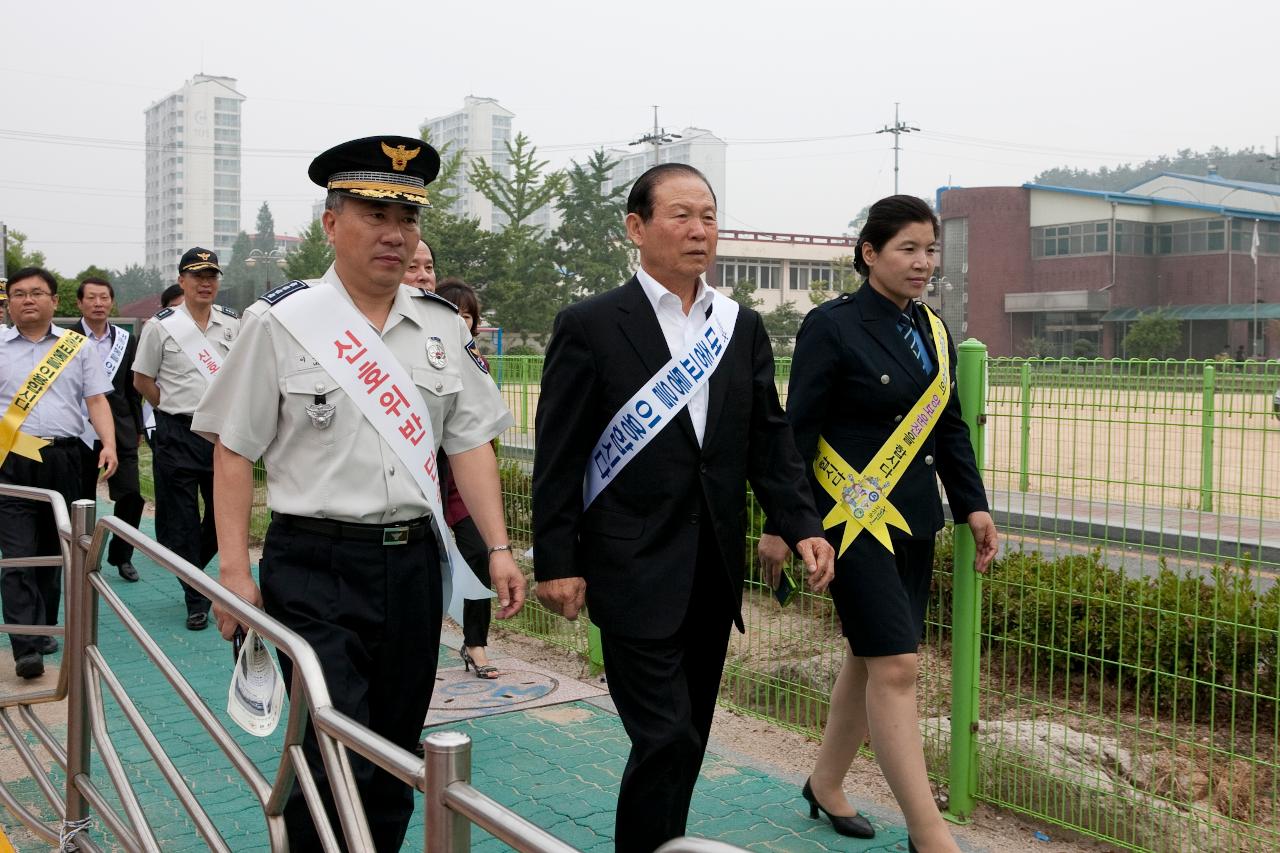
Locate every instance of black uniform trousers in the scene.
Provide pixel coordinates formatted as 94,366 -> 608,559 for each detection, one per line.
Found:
0,440 -> 81,661
152,411 -> 217,616
597,523 -> 736,853
261,517 -> 443,853
454,515 -> 493,649
78,442 -> 143,567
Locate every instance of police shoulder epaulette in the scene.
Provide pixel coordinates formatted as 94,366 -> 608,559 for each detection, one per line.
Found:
259,280 -> 310,306
214,304 -> 240,319
155,307 -> 174,320
410,287 -> 460,313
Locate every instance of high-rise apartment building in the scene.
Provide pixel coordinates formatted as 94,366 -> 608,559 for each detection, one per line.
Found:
420,96 -> 514,232
144,74 -> 246,279
602,128 -> 728,225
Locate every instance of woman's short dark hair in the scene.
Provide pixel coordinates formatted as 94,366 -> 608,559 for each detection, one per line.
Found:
626,163 -> 717,222
9,266 -> 58,297
160,284 -> 185,308
853,195 -> 939,277
435,278 -> 480,335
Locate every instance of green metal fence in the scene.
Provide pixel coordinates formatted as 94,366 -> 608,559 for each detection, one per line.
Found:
484,351 -> 1280,853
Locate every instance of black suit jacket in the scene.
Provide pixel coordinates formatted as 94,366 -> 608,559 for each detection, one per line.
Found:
780,285 -> 988,541
73,319 -> 145,453
532,277 -> 824,639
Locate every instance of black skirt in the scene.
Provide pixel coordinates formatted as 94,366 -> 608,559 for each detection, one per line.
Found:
827,533 -> 936,657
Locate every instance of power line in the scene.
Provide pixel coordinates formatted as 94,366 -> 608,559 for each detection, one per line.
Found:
875,103 -> 919,195
628,106 -> 682,167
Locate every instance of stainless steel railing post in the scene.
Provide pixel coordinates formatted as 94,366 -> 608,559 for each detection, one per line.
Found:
423,731 -> 471,853
64,498 -> 97,839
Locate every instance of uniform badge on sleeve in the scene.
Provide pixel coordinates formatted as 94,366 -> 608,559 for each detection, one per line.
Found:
426,337 -> 447,369
466,339 -> 489,374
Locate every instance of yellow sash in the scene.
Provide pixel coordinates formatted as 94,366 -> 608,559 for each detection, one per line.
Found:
0,330 -> 89,467
813,305 -> 950,555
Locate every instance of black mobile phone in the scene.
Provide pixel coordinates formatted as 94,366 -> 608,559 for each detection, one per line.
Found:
773,569 -> 798,607
232,626 -> 246,661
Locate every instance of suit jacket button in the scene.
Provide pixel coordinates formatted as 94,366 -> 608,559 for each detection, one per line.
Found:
924,454 -> 934,465
880,374 -> 890,384
699,463 -> 708,474
688,512 -> 700,525
894,414 -> 903,423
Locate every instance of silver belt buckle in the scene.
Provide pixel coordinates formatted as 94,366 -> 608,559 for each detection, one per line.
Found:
382,526 -> 410,546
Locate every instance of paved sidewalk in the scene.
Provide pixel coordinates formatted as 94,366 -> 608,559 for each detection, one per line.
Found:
0,510 -> 930,852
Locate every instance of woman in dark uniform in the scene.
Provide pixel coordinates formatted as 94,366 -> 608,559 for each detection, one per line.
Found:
759,195 -> 997,852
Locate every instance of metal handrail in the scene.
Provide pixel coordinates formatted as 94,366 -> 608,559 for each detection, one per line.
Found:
0,490 -> 752,851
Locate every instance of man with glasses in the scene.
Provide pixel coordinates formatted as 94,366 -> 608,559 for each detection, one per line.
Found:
0,267 -> 118,679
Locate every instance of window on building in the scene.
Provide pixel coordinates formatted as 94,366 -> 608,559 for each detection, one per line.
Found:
214,98 -> 239,111
1032,221 -> 1110,258
718,258 -> 782,290
214,112 -> 240,127
789,262 -> 834,292
1155,218 -> 1228,255
1230,219 -> 1280,254
214,127 -> 240,142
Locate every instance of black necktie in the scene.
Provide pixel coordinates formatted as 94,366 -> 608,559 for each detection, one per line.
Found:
897,314 -> 925,371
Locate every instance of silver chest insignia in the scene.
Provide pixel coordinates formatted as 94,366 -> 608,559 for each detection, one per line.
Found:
306,388 -> 335,430
224,328 -> 234,341
426,337 -> 447,369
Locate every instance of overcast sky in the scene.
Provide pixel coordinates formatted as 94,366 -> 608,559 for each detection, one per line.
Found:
2,0 -> 1276,277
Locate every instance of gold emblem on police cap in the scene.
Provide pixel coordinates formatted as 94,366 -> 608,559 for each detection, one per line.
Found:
381,142 -> 421,172
426,336 -> 447,369
197,252 -> 211,261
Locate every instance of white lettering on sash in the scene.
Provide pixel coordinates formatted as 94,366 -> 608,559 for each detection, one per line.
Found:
583,291 -> 739,508
269,283 -> 492,622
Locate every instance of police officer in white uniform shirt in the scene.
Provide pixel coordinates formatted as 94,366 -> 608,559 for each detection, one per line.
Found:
193,135 -> 525,852
0,267 -> 118,679
134,248 -> 240,630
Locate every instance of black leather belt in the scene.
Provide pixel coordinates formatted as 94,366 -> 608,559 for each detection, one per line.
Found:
36,436 -> 81,448
271,513 -> 431,546
156,411 -> 194,424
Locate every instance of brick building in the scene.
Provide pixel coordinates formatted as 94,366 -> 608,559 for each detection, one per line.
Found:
937,173 -> 1280,358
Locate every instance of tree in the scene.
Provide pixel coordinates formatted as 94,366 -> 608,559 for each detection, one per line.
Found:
846,204 -> 872,237
417,130 -> 466,217
283,218 -> 334,281
219,231 -> 257,313
111,264 -> 165,307
469,133 -> 566,233
553,149 -> 631,300
1021,337 -> 1051,357
425,213 -> 501,287
1123,310 -> 1183,359
762,301 -> 805,343
252,202 -> 278,255
470,133 -> 569,341
728,278 -> 762,310
808,255 -> 862,305
4,229 -> 47,279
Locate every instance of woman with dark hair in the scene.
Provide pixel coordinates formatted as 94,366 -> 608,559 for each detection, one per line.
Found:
435,278 -> 501,677
758,195 -> 998,851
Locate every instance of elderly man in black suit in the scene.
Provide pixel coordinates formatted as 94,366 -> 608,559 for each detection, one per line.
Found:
532,163 -> 836,853
72,277 -> 145,581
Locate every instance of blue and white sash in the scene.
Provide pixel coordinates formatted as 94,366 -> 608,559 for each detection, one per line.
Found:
583,290 -> 739,508
268,282 -> 494,623
80,325 -> 130,448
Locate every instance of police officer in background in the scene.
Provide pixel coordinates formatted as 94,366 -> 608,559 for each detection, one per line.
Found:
134,249 -> 240,630
0,267 -> 118,679
194,135 -> 525,851
72,276 -> 145,581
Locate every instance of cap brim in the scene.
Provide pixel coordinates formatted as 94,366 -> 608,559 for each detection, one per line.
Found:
333,187 -> 431,208
181,263 -> 222,273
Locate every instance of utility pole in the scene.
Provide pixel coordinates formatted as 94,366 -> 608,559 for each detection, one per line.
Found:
629,106 -> 681,168
876,102 -> 919,194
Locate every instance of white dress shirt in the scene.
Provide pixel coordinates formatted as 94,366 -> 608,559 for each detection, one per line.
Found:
636,267 -> 717,446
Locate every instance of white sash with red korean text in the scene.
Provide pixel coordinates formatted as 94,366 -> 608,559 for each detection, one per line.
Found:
160,308 -> 223,382
269,282 -> 493,622
582,289 -> 739,508
79,325 -> 130,448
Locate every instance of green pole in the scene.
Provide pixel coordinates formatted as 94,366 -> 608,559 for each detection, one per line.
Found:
587,622 -> 605,675
1200,364 -> 1215,513
520,357 -> 530,432
1019,361 -> 1032,493
946,338 -> 986,823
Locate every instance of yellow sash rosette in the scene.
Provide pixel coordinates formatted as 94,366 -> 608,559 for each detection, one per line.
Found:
814,306 -> 950,556
0,331 -> 89,467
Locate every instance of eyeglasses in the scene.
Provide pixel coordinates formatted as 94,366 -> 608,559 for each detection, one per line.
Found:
6,290 -> 54,301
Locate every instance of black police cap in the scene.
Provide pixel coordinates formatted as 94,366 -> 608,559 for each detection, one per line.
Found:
308,135 -> 441,208
179,247 -> 221,275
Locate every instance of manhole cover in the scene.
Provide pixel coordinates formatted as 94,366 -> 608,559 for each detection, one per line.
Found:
432,669 -> 559,710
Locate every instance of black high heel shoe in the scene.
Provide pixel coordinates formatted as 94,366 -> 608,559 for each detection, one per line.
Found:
801,778 -> 875,839
460,645 -> 499,679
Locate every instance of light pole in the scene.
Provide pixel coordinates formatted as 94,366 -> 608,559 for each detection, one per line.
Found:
244,248 -> 288,311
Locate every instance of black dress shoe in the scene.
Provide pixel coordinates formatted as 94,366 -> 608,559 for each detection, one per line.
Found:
908,838 -> 918,853
37,635 -> 59,655
186,612 -> 209,631
802,777 -> 875,839
15,653 -> 44,680
114,561 -> 140,582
